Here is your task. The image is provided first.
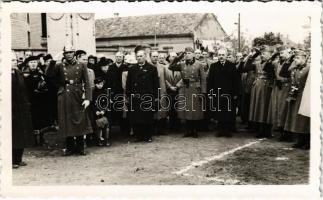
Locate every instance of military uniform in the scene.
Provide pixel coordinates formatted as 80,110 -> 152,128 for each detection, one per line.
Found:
46,59 -> 92,154
267,59 -> 291,129
248,58 -> 274,137
126,61 -> 159,141
237,57 -> 256,125
169,57 -> 206,137
283,65 -> 310,134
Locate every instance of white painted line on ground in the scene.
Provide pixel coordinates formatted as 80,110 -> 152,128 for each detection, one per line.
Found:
181,172 -> 242,184
173,139 -> 265,175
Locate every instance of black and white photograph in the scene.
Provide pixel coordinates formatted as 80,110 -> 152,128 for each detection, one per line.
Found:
0,1 -> 321,199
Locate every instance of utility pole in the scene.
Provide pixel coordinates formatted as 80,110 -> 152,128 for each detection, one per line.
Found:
154,22 -> 159,48
238,13 -> 241,52
70,14 -> 74,46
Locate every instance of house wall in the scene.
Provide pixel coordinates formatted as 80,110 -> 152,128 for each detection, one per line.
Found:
11,13 -> 44,50
96,36 -> 194,58
194,14 -> 227,41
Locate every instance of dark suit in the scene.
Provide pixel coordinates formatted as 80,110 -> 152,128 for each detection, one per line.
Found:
126,62 -> 159,141
207,61 -> 240,134
108,62 -> 131,135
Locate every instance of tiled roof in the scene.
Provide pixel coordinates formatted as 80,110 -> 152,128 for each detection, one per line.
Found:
96,13 -> 216,39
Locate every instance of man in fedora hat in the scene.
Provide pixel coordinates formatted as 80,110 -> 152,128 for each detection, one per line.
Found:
46,45 -> 92,156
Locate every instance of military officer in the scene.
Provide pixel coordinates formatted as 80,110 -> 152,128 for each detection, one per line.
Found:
46,45 -> 92,156
169,47 -> 207,138
248,45 -> 275,138
283,51 -> 310,149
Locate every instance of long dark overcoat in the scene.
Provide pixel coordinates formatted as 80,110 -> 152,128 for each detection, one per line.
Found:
267,61 -> 291,128
283,66 -> 310,134
12,69 -> 34,148
46,59 -> 93,137
107,62 -> 129,123
175,60 -> 206,120
207,61 -> 240,122
249,61 -> 274,124
24,70 -> 52,130
126,62 -> 159,125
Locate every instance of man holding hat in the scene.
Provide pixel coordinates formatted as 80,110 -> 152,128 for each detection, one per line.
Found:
46,45 -> 92,155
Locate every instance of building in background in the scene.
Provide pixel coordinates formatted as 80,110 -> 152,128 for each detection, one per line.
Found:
11,13 -> 227,60
11,13 -> 48,59
11,13 -> 96,60
95,13 -> 227,58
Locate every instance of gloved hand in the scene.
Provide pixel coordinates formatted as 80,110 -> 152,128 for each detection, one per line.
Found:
82,100 -> 90,109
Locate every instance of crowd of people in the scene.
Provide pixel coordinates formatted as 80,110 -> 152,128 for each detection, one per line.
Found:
11,43 -> 311,169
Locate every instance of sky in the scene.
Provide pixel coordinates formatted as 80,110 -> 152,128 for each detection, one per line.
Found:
94,1 -> 318,44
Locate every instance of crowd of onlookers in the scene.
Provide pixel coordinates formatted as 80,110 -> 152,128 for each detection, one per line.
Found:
11,44 -> 310,167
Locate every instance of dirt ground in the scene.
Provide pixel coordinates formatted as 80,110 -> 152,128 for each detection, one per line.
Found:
13,128 -> 309,185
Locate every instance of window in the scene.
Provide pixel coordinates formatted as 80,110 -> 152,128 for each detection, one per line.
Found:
26,13 -> 30,24
41,13 -> 47,38
27,31 -> 31,47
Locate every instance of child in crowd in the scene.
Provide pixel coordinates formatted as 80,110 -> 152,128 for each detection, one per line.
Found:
92,77 -> 111,146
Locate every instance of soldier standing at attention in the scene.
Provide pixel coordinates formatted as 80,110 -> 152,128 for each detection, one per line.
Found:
46,45 -> 92,156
